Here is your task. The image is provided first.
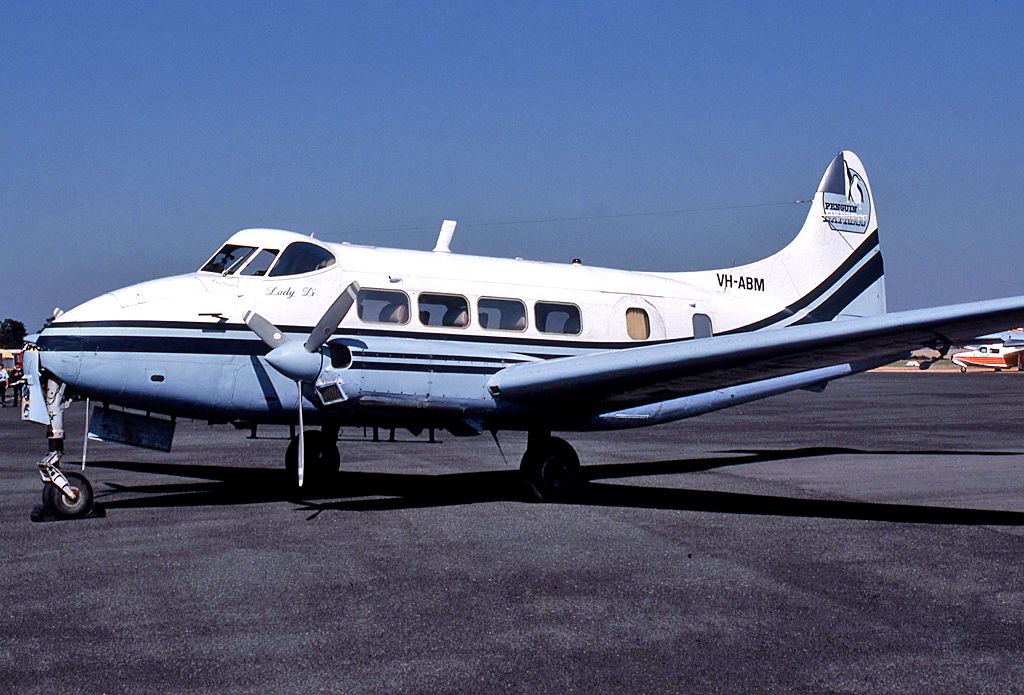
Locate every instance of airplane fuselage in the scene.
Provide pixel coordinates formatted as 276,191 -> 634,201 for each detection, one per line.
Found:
33,221 -> 883,433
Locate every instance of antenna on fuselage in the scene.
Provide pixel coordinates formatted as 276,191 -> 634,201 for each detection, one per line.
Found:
432,219 -> 457,253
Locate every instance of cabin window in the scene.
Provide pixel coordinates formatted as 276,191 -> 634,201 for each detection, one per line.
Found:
200,244 -> 256,274
991,348 -> 1001,354
535,301 -> 582,335
267,242 -> 336,277
478,298 -> 527,331
980,347 -> 989,353
626,307 -> 651,340
692,313 -> 713,339
239,248 -> 279,276
419,293 -> 469,328
357,289 -> 410,324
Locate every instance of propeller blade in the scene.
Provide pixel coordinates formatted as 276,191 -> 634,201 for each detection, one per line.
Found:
304,282 -> 361,354
297,380 -> 305,488
244,310 -> 289,349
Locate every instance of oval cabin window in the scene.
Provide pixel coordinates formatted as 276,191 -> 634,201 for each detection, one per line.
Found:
625,307 -> 650,340
419,293 -> 469,328
535,302 -> 581,335
478,298 -> 527,331
357,289 -> 410,324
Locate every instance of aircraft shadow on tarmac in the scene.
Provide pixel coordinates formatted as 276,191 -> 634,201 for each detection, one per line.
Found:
84,446 -> 1024,525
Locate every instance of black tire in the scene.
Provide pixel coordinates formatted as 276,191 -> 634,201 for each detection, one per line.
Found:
44,472 -> 95,519
285,430 -> 341,488
960,366 -> 967,374
521,436 -> 581,501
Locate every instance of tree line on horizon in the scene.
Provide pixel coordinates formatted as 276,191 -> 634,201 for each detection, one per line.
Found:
1,319 -> 27,349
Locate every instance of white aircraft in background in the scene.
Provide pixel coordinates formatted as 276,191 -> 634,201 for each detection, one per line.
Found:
952,328 -> 1024,372
20,151 -> 1024,521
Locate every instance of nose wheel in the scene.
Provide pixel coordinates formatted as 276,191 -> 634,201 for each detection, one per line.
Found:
45,472 -> 95,518
32,471 -> 99,522
521,434 -> 582,501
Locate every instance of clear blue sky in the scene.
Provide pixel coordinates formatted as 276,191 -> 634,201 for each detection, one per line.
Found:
3,1 -> 1022,329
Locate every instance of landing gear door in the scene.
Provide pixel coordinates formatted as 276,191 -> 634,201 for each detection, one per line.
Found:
20,348 -> 49,425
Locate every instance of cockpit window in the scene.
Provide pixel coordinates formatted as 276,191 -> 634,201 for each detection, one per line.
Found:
239,248 -> 279,276
267,242 -> 336,277
201,245 -> 257,274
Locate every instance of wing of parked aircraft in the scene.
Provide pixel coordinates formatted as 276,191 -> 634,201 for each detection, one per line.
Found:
488,295 -> 1024,415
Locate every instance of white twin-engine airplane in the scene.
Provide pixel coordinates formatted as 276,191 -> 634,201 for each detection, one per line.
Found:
21,151 -> 1024,520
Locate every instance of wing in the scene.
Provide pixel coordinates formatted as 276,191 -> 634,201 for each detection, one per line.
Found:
487,296 -> 1024,415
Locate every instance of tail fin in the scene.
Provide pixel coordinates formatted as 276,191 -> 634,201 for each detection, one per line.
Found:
677,151 -> 886,332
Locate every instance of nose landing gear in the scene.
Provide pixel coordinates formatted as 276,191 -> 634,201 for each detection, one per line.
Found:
30,378 -> 102,522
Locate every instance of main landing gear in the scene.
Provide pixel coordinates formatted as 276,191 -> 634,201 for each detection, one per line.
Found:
285,426 -> 341,489
520,431 -> 583,501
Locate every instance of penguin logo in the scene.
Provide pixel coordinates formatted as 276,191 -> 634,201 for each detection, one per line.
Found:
847,166 -> 868,208
823,163 -> 871,234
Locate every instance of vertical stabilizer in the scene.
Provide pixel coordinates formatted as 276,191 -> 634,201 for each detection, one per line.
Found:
673,151 -> 886,333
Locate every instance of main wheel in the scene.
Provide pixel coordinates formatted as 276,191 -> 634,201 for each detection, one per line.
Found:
521,436 -> 581,501
43,472 -> 95,520
285,429 -> 341,488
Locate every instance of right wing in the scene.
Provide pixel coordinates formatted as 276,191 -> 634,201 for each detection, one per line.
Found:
488,296 -> 1024,415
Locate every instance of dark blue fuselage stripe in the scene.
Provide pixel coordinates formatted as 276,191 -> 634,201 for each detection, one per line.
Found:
37,335 -> 268,356
351,362 -> 501,375
34,335 -> 512,375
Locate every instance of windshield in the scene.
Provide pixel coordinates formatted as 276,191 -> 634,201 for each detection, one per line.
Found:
200,244 -> 257,274
239,248 -> 279,276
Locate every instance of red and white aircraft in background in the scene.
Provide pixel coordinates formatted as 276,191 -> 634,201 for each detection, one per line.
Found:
952,329 -> 1024,372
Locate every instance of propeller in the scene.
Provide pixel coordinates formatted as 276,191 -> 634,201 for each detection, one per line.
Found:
243,281 -> 360,486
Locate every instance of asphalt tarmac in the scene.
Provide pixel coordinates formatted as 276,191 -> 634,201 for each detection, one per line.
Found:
3,372 -> 1024,693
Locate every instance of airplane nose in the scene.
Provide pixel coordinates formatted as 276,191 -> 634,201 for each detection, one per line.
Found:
35,332 -> 82,386
36,291 -> 123,387
55,292 -> 122,322
110,276 -> 205,307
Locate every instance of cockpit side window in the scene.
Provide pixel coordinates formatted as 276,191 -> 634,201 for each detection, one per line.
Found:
239,248 -> 279,276
200,244 -> 257,274
267,242 -> 336,277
